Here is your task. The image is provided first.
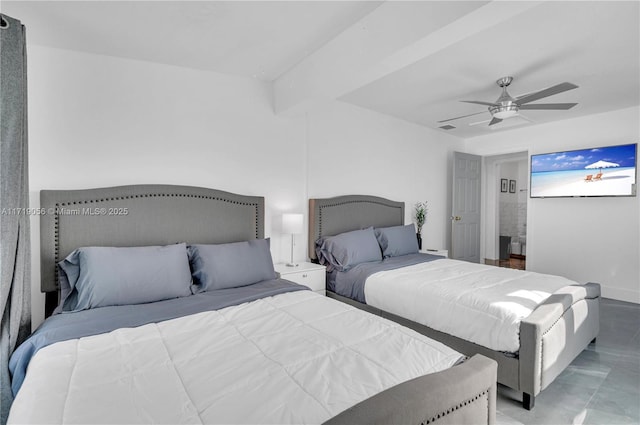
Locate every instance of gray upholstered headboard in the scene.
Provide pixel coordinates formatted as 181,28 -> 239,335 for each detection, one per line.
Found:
40,185 -> 264,313
308,195 -> 404,261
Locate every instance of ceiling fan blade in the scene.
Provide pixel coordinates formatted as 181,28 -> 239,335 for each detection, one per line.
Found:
517,113 -> 534,123
460,100 -> 496,106
437,111 -> 487,123
519,103 -> 578,110
488,117 -> 502,126
516,82 -> 578,104
469,118 -> 491,127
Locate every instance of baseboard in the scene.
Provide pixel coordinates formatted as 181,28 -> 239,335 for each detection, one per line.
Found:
601,286 -> 640,304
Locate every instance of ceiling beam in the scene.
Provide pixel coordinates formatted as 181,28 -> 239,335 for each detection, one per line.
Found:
274,1 -> 543,114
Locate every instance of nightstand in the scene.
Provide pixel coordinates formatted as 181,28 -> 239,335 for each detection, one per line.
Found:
420,248 -> 448,258
274,262 -> 326,295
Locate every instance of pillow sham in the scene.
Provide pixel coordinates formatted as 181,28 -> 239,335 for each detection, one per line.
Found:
188,238 -> 277,293
56,243 -> 192,313
315,227 -> 382,272
375,224 -> 419,258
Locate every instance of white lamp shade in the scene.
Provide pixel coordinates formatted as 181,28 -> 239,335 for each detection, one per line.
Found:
282,213 -> 304,234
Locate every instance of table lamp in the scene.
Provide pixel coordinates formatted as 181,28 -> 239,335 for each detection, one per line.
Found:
282,213 -> 303,267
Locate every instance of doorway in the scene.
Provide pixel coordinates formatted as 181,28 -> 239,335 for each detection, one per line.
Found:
482,152 -> 528,270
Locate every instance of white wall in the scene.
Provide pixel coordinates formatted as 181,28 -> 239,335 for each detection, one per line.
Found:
26,46 -> 465,328
27,46 -> 307,327
305,100 -> 464,251
465,106 -> 640,303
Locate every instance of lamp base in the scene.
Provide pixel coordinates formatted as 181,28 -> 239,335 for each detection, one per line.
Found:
285,262 -> 299,267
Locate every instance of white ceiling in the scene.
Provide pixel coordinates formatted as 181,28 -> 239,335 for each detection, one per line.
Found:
2,1 -> 639,139
1,1 -> 382,80
339,1 -> 640,138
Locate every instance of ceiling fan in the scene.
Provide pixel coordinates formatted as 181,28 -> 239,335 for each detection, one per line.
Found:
439,76 -> 578,126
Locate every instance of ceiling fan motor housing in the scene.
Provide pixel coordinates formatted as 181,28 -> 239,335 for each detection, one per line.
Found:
490,77 -> 519,118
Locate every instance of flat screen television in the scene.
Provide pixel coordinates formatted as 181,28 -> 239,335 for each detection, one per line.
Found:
530,143 -> 637,198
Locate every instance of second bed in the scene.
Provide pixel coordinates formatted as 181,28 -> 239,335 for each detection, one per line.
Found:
309,194 -> 600,410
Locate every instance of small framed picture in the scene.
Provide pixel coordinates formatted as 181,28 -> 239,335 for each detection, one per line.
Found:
509,180 -> 516,193
501,179 -> 508,193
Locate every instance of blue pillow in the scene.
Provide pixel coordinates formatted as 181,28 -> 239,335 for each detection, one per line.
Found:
57,243 -> 192,313
375,224 -> 419,258
188,239 -> 277,293
315,227 -> 382,272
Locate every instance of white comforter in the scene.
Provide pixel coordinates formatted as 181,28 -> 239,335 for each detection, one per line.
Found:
9,291 -> 462,425
365,259 -> 577,353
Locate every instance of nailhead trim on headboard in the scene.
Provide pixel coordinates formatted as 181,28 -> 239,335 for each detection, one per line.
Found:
51,192 -> 260,287
308,195 -> 405,262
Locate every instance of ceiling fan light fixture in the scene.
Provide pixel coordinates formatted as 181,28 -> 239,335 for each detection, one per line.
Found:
490,104 -> 519,119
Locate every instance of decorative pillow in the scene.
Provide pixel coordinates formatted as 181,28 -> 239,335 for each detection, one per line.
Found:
56,243 -> 192,313
315,227 -> 382,272
375,224 -> 419,258
188,239 -> 277,293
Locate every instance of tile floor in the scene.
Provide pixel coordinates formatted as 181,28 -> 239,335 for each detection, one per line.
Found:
496,298 -> 640,424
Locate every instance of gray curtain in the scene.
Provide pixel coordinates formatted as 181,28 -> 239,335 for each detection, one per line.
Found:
0,14 -> 31,425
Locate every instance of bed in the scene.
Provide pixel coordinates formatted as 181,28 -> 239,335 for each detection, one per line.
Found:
8,185 -> 497,425
309,195 -> 600,410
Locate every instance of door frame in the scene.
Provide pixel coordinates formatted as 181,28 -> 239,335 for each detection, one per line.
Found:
480,151 -> 529,263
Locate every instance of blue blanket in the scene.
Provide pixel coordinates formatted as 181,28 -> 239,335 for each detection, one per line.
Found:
333,253 -> 443,303
10,279 -> 306,396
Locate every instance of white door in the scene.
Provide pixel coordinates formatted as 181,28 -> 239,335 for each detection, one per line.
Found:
451,152 -> 481,262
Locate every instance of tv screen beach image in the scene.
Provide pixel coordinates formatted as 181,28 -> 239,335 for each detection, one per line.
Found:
531,144 -> 637,197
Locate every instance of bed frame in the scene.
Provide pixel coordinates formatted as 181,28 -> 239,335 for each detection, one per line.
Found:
39,185 -> 497,425
309,195 -> 601,410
